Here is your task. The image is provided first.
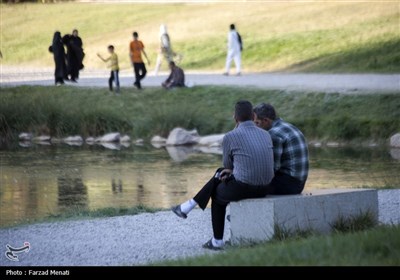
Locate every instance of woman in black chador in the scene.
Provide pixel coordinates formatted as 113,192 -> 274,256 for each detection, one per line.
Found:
49,31 -> 66,86
63,29 -> 84,82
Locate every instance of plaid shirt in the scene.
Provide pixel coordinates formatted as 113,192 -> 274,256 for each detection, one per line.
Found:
269,118 -> 309,182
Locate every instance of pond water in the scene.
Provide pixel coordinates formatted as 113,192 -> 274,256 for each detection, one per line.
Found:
1,143 -> 399,227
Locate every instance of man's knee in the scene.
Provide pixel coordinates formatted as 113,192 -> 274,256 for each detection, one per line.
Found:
212,182 -> 231,206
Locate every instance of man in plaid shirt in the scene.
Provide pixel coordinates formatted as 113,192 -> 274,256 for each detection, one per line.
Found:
253,103 -> 309,194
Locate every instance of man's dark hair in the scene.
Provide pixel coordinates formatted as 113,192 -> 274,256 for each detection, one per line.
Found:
73,29 -> 78,33
133,32 -> 138,38
108,45 -> 114,50
253,103 -> 277,120
235,100 -> 253,122
230,24 -> 235,30
169,61 -> 176,67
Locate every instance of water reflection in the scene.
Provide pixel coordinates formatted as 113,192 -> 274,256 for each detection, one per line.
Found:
0,144 -> 399,227
112,179 -> 123,194
58,176 -> 88,209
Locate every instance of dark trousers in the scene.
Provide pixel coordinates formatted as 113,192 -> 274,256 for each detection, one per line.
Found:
268,171 -> 305,195
193,168 -> 273,240
133,62 -> 147,89
109,70 -> 120,92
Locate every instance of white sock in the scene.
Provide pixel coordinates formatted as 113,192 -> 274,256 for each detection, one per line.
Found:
211,237 -> 224,247
180,199 -> 197,214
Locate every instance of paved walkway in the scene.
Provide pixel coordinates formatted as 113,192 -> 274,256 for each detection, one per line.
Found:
1,67 -> 399,93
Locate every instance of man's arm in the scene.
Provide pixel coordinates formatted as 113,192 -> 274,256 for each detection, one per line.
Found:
97,53 -> 108,62
222,135 -> 233,170
142,49 -> 150,65
272,135 -> 283,172
163,71 -> 174,88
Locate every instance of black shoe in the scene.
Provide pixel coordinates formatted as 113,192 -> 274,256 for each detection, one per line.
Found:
202,239 -> 223,251
171,205 -> 187,219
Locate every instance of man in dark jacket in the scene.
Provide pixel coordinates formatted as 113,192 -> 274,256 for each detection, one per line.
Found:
162,61 -> 185,89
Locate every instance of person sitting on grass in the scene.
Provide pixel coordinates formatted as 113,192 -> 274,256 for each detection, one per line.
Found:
162,61 -> 185,89
97,45 -> 120,95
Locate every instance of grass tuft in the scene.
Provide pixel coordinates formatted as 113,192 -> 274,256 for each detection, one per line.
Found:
332,211 -> 377,233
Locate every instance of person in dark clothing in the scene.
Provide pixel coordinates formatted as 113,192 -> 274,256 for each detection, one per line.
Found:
49,31 -> 67,86
63,29 -> 84,82
162,61 -> 185,89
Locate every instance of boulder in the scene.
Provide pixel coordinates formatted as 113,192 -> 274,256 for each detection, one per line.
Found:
135,139 -> 144,145
390,149 -> 400,160
96,132 -> 120,143
151,135 -> 167,144
50,138 -> 63,144
101,143 -> 121,150
166,128 -> 200,146
120,135 -> 131,143
197,134 -> 225,146
390,133 -> 400,148
326,142 -> 340,147
63,136 -> 83,143
86,137 -> 95,144
19,132 -> 33,141
33,135 -> 51,142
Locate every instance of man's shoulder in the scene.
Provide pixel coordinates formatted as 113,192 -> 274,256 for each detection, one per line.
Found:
271,119 -> 305,140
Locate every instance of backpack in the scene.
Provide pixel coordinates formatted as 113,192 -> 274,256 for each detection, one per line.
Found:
237,32 -> 243,51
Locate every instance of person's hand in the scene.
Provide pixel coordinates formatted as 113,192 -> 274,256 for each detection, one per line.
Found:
219,169 -> 232,181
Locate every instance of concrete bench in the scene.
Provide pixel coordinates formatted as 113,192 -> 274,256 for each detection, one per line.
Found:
228,189 -> 379,245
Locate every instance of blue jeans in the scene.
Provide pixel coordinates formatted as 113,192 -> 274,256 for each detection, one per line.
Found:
109,70 -> 120,92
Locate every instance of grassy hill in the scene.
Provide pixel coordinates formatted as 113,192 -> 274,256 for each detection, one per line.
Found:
1,2 -> 399,73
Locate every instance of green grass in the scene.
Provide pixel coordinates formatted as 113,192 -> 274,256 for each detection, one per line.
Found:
158,226 -> 400,266
1,205 -> 161,229
1,86 -> 399,142
1,2 -> 399,72
332,211 -> 377,234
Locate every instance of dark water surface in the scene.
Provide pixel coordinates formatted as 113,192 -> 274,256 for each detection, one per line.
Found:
1,144 -> 399,227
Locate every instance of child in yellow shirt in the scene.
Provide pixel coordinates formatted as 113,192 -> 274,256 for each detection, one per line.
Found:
97,45 -> 120,94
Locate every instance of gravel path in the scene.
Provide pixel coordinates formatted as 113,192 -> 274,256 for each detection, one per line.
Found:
1,67 -> 399,93
0,209 -> 229,266
1,190 -> 399,266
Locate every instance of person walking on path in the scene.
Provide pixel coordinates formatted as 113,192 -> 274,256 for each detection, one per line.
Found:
171,101 -> 274,250
162,61 -> 185,89
223,24 -> 242,76
154,24 -> 182,76
97,45 -> 120,94
253,103 -> 309,194
70,29 -> 84,80
49,31 -> 67,86
63,29 -> 84,82
129,32 -> 150,89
